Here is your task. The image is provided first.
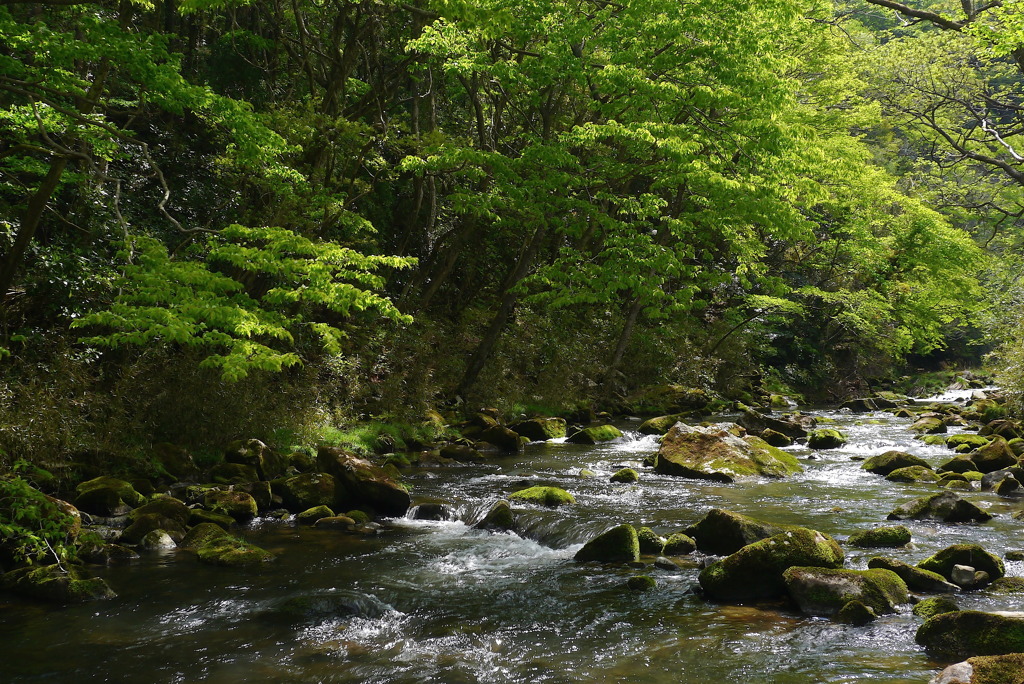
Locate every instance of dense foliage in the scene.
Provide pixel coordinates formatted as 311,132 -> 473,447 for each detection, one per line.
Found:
0,0 -> 1017,463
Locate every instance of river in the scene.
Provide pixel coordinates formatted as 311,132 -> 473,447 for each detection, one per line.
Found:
2,392 -> 1021,683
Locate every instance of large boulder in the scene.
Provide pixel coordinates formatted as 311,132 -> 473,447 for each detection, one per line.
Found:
1,564 -> 115,603
886,466 -> 940,483
574,524 -> 639,563
566,425 -> 623,444
929,653 -> 1024,684
887,491 -> 992,523
74,476 -> 145,516
917,544 -> 1005,582
807,429 -> 847,450
509,418 -> 566,441
736,408 -> 811,440
697,528 -> 844,602
783,567 -> 909,617
968,437 -> 1018,474
655,423 -> 802,482
478,426 -> 525,453
473,500 -> 515,532
204,490 -> 259,523
861,451 -> 930,476
912,416 -> 948,434
128,497 -> 190,528
867,557 -> 960,593
317,447 -> 411,516
225,439 -> 285,481
917,611 -> 1024,659
683,508 -> 792,556
945,434 -> 991,451
847,526 -> 911,548
272,472 -> 337,511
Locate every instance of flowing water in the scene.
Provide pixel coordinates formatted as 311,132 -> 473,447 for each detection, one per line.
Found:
3,394 -> 1023,683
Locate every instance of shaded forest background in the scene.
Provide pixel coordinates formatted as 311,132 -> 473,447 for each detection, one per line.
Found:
1,0 -> 1022,465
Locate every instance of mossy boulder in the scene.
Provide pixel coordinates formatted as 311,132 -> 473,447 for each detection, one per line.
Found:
836,600 -> 877,626
683,508 -> 791,556
473,500 -> 515,532
312,516 -> 357,530
204,490 -> 259,522
867,557 -> 959,593
478,425 -> 526,453
1,564 -> 115,603
225,438 -> 285,481
508,486 -> 575,508
946,434 -> 992,451
188,508 -> 235,530
439,444 -> 486,463
296,505 -> 335,524
208,462 -> 258,485
566,425 -> 623,444
610,468 -> 639,484
930,653 -> 1024,684
911,416 -> 947,434
655,423 -> 802,482
759,429 -> 793,447
73,476 -> 146,516
918,544 -> 1005,582
887,491 -> 992,523
941,456 -> 980,474
316,447 -> 411,516
637,527 -> 666,555
637,414 -> 689,436
980,419 -> 1022,440
988,577 -> 1024,594
861,451 -> 930,476
625,384 -> 711,415
736,408 -> 812,439
841,398 -> 877,412
886,465 -> 940,483
195,537 -> 275,566
913,597 -> 960,622
783,566 -> 909,617
626,575 -> 657,592
663,533 -> 696,555
697,528 -> 844,602
180,522 -> 231,549
128,497 -> 190,528
847,525 -> 911,548
916,611 -> 1024,659
574,524 -> 639,563
969,437 -> 1019,474
944,479 -> 977,492
509,417 -> 567,441
119,512 -> 186,545
807,429 -> 847,450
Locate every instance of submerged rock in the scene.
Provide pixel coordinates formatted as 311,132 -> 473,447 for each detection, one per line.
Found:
783,567 -> 908,617
861,451 -> 930,476
847,526 -> 911,548
697,528 -> 844,602
684,508 -> 791,556
887,491 -> 992,523
654,423 -> 802,482
574,524 -> 639,563
508,486 -> 575,508
917,610 -> 1024,658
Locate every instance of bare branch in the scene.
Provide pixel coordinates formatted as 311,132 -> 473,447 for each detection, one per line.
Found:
863,0 -> 966,30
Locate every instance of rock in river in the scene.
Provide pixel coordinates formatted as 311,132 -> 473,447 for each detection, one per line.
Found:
684,508 -> 792,556
783,566 -> 909,618
654,423 -> 802,482
887,491 -> 992,523
917,610 -> 1024,659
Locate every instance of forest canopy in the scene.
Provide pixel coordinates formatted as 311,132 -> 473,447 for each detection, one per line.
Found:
0,0 -> 1018,457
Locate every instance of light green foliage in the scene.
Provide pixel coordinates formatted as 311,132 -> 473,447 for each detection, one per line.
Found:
0,461 -> 79,565
73,228 -> 414,380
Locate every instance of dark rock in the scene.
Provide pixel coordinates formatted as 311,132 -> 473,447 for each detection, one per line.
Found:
208,462 -> 258,485
887,491 -> 992,523
867,557 -> 960,593
473,500 -> 515,532
684,508 -> 791,556
783,566 -> 908,616
759,428 -> 793,447
439,444 -> 486,463
807,429 -> 847,449
74,476 -> 145,516
940,456 -> 980,474
840,398 -> 877,413
917,544 -> 1005,582
1,564 -> 115,603
969,437 -> 1018,473
317,447 -> 411,516
737,408 -> 811,439
478,426 -> 525,453
916,610 -> 1024,659
509,418 -> 567,441
203,490 -> 259,522
861,451 -> 930,476
575,524 -> 639,563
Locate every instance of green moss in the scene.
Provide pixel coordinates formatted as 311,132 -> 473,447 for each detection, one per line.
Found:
966,653 -> 1024,684
918,544 -> 1005,581
180,522 -> 231,549
836,600 -> 877,625
684,508 -> 792,556
987,577 -> 1024,594
867,556 -> 957,592
474,500 -> 515,532
346,509 -> 372,524
663,533 -> 696,555
196,538 -> 275,566
861,451 -> 930,475
847,526 -> 911,548
946,434 -> 991,450
916,611 -> 1024,658
296,505 -> 335,524
885,466 -> 939,483
626,575 -> 656,592
912,596 -> 960,619
508,486 -> 575,508
636,414 -> 689,436
575,524 -> 639,563
610,468 -> 639,484
807,429 -> 847,449
919,434 -> 949,446
566,425 -> 623,444
783,566 -> 908,616
636,527 -> 665,555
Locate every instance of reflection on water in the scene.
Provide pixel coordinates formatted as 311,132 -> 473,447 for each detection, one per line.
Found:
1,404 -> 1018,682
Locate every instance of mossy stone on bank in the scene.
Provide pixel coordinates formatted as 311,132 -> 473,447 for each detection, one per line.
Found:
508,486 -> 575,508
847,526 -> 911,548
1,564 -> 116,603
574,524 -> 639,563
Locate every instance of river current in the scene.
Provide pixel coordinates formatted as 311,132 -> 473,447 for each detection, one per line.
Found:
3,391 -> 1022,683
